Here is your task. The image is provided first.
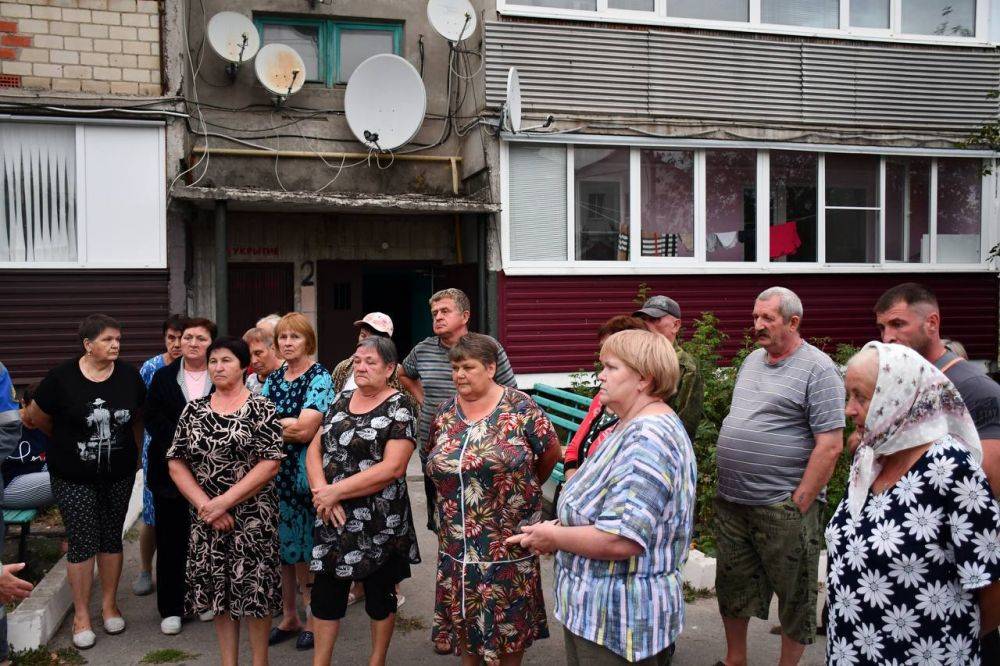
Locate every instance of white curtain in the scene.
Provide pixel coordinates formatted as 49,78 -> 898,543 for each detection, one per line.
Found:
0,122 -> 77,262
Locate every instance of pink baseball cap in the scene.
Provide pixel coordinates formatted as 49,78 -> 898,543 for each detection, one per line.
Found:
354,312 -> 394,336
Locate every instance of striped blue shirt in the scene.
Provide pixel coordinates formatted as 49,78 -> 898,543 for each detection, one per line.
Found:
554,412 -> 697,662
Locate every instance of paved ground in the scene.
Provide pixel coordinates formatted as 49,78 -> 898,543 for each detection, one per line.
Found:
51,459 -> 827,664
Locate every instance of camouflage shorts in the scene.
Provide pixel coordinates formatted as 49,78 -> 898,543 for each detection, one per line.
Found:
712,496 -> 822,645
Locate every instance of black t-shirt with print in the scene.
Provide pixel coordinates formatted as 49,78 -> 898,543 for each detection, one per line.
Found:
34,358 -> 146,481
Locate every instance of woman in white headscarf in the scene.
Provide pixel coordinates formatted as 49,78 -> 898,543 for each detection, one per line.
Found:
825,342 -> 1000,665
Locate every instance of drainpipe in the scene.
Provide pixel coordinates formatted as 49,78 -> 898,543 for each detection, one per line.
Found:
478,214 -> 487,335
214,199 -> 228,336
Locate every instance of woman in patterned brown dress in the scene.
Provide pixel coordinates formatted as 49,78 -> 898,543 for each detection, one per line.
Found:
168,337 -> 285,666
426,333 -> 562,665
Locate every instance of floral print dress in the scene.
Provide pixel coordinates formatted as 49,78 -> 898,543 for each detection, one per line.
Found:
825,436 -> 1000,665
310,390 -> 420,579
425,386 -> 560,664
166,394 -> 285,618
262,362 -> 334,565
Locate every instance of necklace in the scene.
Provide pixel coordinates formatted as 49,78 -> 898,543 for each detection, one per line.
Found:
213,389 -> 247,414
81,359 -> 114,382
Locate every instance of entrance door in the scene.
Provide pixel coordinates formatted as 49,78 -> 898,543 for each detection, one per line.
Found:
316,261 -> 364,372
227,263 -> 294,336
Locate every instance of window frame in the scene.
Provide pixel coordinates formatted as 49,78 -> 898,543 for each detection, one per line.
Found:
496,0 -> 991,47
0,117 -> 167,270
254,15 -> 403,88
499,135 -> 996,275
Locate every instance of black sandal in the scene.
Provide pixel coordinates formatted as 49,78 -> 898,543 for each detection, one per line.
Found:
296,631 -> 315,651
267,626 -> 298,646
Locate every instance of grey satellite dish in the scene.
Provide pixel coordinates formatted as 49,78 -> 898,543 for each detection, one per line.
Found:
427,0 -> 477,43
344,54 -> 427,151
254,43 -> 306,104
207,12 -> 260,79
504,67 -> 522,133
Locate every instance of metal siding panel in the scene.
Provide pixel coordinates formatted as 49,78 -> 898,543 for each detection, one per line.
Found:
498,273 -> 999,373
0,269 -> 170,384
485,21 -> 1000,131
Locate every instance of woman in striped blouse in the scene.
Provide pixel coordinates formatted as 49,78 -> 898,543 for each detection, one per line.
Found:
509,329 -> 697,665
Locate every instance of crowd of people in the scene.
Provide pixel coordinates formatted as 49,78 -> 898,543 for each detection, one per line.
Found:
0,282 -> 995,666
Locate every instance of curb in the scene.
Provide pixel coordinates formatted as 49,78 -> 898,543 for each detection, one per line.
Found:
7,473 -> 146,652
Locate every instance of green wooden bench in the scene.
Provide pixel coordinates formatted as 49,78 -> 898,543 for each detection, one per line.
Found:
533,384 -> 591,504
3,508 -> 38,563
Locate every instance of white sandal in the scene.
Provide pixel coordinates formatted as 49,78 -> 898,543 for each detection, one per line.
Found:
73,629 -> 96,649
103,616 -> 126,634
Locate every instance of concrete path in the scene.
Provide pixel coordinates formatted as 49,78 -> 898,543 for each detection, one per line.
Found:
50,461 -> 827,664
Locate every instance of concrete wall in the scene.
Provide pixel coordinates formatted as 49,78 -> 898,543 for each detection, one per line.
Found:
0,0 -> 161,94
177,0 -> 497,196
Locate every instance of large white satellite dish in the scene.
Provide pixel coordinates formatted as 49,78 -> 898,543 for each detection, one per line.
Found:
505,67 -> 522,133
207,12 -> 260,66
254,43 -> 306,101
344,54 -> 427,151
427,0 -> 477,43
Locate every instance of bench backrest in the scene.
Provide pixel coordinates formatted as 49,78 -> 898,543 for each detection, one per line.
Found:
533,383 -> 593,487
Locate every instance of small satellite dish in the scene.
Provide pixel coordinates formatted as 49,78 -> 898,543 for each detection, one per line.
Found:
254,43 -> 306,104
207,12 -> 260,79
427,0 -> 478,43
344,54 -> 427,151
504,67 -> 522,133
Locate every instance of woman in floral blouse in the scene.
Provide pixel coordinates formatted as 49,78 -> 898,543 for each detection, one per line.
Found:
426,333 -> 561,665
825,342 -> 1000,665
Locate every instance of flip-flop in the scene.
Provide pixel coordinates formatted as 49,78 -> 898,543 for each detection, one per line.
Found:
268,626 -> 299,646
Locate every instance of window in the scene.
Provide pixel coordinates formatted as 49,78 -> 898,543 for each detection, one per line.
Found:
851,0 -> 890,28
256,17 -> 402,86
706,149 -> 757,262
668,0 -> 749,21
0,123 -> 77,262
825,154 -> 880,263
500,0 -> 986,41
509,145 -> 567,261
640,150 -> 694,258
885,157 -> 931,262
902,0 -> 976,37
762,0 -> 839,28
936,158 -> 982,263
770,152 -> 818,262
504,142 -> 988,271
575,147 -> 630,261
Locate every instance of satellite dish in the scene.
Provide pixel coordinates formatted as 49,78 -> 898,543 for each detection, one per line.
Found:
254,43 -> 306,103
505,67 -> 522,133
427,0 -> 478,43
207,12 -> 259,79
344,54 -> 427,151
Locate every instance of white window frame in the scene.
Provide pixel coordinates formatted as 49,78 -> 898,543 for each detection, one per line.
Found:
499,134 -> 998,275
497,0 -> 993,47
0,116 -> 167,270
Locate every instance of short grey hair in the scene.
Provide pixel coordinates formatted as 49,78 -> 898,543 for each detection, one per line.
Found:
430,288 -> 471,314
356,335 -> 398,366
756,286 -> 803,321
255,314 -> 281,335
242,327 -> 273,349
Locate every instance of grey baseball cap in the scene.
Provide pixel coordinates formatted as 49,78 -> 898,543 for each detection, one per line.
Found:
633,295 -> 681,320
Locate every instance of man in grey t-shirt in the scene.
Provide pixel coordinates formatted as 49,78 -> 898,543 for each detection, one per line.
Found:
399,288 -> 516,530
714,287 -> 845,666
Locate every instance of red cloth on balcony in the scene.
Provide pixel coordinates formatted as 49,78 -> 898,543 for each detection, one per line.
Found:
769,221 -> 801,259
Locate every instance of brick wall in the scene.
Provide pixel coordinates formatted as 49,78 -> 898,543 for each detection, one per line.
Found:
0,0 -> 161,95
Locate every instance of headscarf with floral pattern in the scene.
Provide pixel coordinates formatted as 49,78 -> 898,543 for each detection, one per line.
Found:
846,341 -> 981,520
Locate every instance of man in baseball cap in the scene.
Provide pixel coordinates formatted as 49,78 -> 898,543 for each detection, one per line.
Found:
632,295 -> 704,439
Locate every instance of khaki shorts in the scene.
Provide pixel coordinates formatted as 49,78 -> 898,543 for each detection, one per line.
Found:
713,496 -> 822,645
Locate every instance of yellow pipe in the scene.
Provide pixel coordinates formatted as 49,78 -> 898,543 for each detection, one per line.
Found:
189,146 -> 462,194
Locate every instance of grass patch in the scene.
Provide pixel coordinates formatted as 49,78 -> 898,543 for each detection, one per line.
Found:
140,649 -> 200,664
394,613 -> 426,634
3,537 -> 64,587
682,583 -> 715,604
12,646 -> 86,665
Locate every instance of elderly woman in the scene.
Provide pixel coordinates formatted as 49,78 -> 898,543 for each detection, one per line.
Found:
145,317 -> 216,636
133,313 -> 187,597
28,314 -> 146,649
263,312 -> 333,650
563,315 -> 648,483
426,333 -> 561,665
306,335 -> 420,666
167,337 -> 284,666
510,329 -> 697,665
824,342 -> 1000,665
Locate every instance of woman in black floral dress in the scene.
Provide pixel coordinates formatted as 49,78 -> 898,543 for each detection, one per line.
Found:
306,335 -> 420,666
167,338 -> 285,666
